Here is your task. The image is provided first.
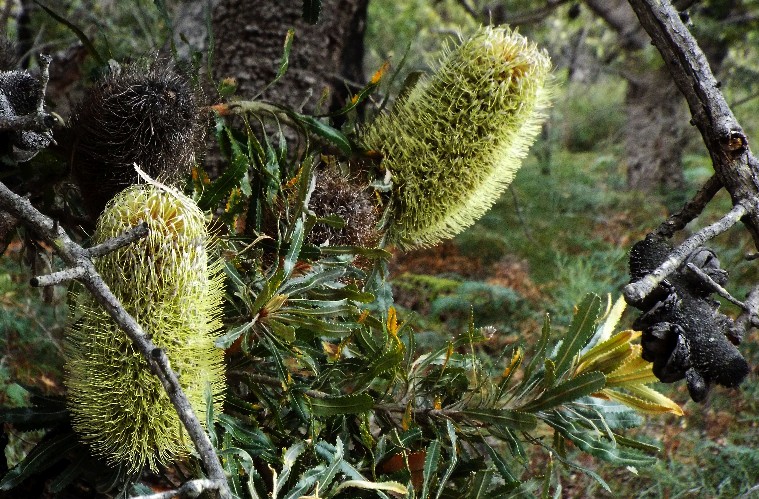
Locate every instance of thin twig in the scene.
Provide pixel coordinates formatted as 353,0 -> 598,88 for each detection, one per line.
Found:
86,221 -> 149,257
0,181 -> 231,499
0,113 -> 57,132
684,262 -> 745,309
624,201 -> 748,304
30,265 -> 85,287
131,479 -> 224,499
736,285 -> 759,339
656,174 -> 722,238
36,55 -> 51,114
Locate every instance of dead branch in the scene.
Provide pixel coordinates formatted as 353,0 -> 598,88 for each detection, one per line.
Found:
627,0 -> 759,249
131,479 -> 223,499
656,174 -> 723,238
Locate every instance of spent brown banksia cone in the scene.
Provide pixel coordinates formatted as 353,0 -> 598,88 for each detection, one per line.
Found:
69,61 -> 204,218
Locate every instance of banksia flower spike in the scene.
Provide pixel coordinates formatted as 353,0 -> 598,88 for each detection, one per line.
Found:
362,26 -> 551,249
64,182 -> 225,473
70,62 -> 204,218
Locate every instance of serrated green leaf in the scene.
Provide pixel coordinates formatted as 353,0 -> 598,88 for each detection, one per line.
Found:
467,470 -> 494,499
602,387 -> 683,416
553,294 -> 602,376
576,330 -> 637,372
521,372 -> 606,413
199,122 -> 250,210
274,441 -> 307,497
548,417 -> 658,467
576,343 -> 632,376
48,453 -> 87,493
421,440 -> 441,499
333,479 -> 408,496
309,393 -> 374,417
542,359 -> 556,389
595,296 -> 627,343
273,29 -> 294,85
605,367 -> 658,387
524,314 -> 551,378
613,434 -> 661,454
215,321 -> 254,349
267,319 -> 296,343
435,420 -> 458,499
217,414 -> 277,462
482,440 -> 519,485
283,219 -> 304,279
462,408 -> 537,431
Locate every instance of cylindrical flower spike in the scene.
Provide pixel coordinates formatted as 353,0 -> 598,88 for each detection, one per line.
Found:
362,26 -> 552,249
64,183 -> 225,474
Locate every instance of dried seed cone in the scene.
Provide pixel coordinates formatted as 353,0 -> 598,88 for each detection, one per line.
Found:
362,26 -> 551,249
308,168 -> 380,248
64,184 -> 225,473
70,63 -> 204,218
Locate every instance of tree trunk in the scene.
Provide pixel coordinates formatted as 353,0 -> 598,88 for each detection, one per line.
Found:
624,67 -> 687,192
202,0 -> 368,113
585,0 -> 688,193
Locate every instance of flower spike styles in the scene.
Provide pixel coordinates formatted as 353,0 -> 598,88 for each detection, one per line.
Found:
64,184 -> 225,474
362,26 -> 552,249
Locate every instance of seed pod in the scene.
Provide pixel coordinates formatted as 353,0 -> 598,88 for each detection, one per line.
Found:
0,69 -> 53,162
70,62 -> 204,218
362,26 -> 551,249
64,183 -> 225,473
308,167 -> 380,248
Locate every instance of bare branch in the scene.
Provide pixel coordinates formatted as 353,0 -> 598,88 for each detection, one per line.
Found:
627,0 -> 759,249
0,113 -> 57,133
624,201 -> 748,303
736,285 -> 759,339
0,181 -> 231,499
36,54 -> 51,114
655,174 -> 722,238
684,262 -> 745,309
86,221 -> 149,257
30,265 -> 85,287
131,479 -> 224,499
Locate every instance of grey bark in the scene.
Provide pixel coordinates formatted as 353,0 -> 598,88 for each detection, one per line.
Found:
586,0 -> 688,193
173,0 -> 368,113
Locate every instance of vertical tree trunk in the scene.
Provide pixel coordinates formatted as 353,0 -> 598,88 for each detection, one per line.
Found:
210,0 -> 368,112
624,67 -> 687,192
586,0 -> 688,193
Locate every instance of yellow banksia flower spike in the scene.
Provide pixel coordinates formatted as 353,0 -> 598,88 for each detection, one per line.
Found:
362,26 -> 552,248
64,183 -> 226,473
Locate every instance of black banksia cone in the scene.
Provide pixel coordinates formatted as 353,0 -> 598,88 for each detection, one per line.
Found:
69,61 -> 204,218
